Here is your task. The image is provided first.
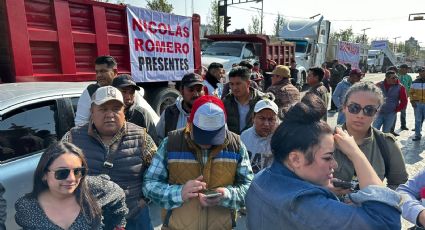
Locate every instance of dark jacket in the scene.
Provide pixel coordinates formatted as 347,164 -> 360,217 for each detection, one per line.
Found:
330,64 -> 347,87
223,87 -> 273,134
125,104 -> 159,145
66,123 -> 156,219
307,82 -> 329,121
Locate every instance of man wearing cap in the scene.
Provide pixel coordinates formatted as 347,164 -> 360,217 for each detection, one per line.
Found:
332,68 -> 363,125
63,86 -> 157,230
241,99 -> 279,173
143,95 -> 253,230
373,70 -> 408,133
112,74 -> 159,144
307,67 -> 329,121
396,64 -> 412,131
74,55 -> 159,126
410,67 -> 425,141
223,66 -> 273,134
156,73 -> 205,141
265,65 -> 300,119
204,62 -> 225,97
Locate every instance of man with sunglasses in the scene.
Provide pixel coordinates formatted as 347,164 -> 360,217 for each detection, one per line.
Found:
410,67 -> 425,141
63,86 -> 158,230
373,70 -> 408,134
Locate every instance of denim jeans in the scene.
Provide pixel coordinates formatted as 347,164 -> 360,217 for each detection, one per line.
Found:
400,108 -> 407,127
373,112 -> 397,133
414,103 -> 425,137
126,206 -> 153,230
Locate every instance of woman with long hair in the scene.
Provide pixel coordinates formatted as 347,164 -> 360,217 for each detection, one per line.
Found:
15,142 -> 127,230
246,93 -> 401,229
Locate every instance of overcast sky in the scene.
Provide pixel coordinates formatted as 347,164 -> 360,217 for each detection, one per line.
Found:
126,0 -> 424,46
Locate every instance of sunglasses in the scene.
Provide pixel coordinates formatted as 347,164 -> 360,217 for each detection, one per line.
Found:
47,167 -> 87,180
347,103 -> 379,117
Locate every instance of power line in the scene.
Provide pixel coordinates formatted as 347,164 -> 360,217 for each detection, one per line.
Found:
228,5 -> 406,21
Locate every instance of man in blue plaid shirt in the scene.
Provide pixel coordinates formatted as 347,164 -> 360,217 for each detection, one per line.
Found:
143,95 -> 253,230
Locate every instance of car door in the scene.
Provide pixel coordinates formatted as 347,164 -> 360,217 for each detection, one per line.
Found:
0,98 -> 72,229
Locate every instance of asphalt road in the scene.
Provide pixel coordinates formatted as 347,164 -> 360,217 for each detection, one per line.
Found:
150,72 -> 423,229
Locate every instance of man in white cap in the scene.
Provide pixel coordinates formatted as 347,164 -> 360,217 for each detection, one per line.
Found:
241,99 -> 279,173
143,95 -> 253,230
63,86 -> 157,230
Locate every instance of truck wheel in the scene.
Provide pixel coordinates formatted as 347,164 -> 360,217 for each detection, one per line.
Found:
149,87 -> 180,115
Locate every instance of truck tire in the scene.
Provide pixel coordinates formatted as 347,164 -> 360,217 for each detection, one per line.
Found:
149,87 -> 180,115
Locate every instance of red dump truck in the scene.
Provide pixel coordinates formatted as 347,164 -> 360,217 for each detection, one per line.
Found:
0,0 -> 201,114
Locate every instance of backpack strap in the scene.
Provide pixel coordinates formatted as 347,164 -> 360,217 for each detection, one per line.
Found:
372,127 -> 391,178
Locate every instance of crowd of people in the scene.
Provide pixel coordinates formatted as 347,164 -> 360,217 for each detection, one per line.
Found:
1,55 -> 425,230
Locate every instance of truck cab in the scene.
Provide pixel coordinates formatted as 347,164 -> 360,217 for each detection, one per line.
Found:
201,41 -> 258,74
279,16 -> 331,86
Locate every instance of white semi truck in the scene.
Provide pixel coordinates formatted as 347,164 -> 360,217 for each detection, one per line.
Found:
367,40 -> 397,73
278,16 -> 331,85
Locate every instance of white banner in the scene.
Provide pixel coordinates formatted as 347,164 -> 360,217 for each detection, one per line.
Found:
126,6 -> 194,82
337,41 -> 360,69
371,40 -> 388,50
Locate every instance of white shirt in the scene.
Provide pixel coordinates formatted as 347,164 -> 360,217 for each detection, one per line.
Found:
74,86 -> 159,126
240,126 -> 273,173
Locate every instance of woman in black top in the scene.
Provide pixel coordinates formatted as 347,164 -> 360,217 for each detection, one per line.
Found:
15,142 -> 128,230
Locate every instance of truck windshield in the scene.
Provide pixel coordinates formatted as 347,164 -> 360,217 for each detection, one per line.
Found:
203,42 -> 243,57
285,40 -> 308,53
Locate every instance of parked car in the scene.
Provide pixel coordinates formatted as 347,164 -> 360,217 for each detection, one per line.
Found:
0,82 -> 92,229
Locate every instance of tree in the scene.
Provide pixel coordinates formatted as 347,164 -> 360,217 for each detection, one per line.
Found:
330,27 -> 354,42
146,0 -> 173,13
207,0 -> 223,34
273,13 -> 285,37
248,15 -> 260,34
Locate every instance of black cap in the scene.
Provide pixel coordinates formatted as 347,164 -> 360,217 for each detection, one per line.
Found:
112,74 -> 140,91
181,73 -> 204,87
400,64 -> 409,69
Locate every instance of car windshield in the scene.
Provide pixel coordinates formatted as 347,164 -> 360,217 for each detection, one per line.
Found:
285,40 -> 308,53
203,42 -> 243,57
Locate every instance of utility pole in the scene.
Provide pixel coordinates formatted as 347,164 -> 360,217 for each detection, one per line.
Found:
361,27 -> 371,44
393,36 -> 401,53
250,6 -> 263,34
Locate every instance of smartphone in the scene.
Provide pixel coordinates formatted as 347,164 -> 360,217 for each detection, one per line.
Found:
203,190 -> 221,199
332,180 -> 353,189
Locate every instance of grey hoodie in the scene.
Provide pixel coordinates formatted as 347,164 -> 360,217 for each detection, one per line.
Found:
156,96 -> 189,140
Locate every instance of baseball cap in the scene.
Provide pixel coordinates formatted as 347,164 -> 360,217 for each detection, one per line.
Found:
189,96 -> 227,145
112,74 -> 140,91
349,68 -> 363,77
181,73 -> 204,88
400,64 -> 409,69
91,86 -> 124,106
267,65 -> 290,78
254,99 -> 278,114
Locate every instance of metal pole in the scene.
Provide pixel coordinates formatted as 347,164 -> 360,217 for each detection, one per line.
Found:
393,36 -> 401,53
217,1 -> 220,34
260,0 -> 263,34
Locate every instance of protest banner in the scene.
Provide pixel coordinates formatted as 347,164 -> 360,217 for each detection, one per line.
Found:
127,6 -> 194,82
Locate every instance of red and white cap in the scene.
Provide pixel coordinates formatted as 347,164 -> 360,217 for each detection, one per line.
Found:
189,95 -> 227,145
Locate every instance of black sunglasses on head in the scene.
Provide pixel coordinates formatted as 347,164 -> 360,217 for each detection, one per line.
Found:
347,103 -> 379,117
47,167 -> 87,180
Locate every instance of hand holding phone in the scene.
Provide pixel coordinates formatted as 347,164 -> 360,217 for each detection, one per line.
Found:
332,180 -> 353,190
203,190 -> 222,199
